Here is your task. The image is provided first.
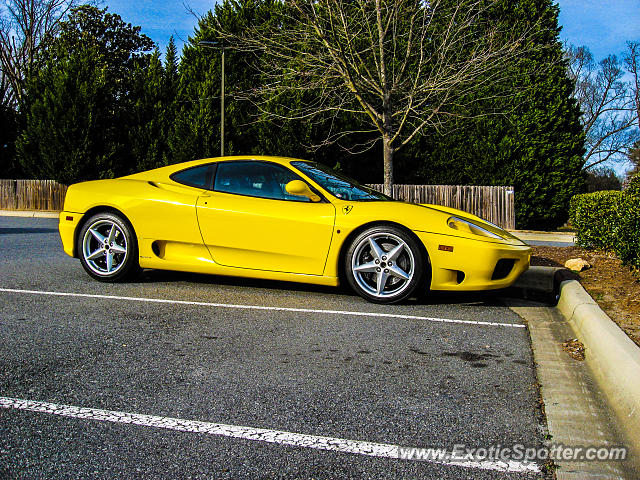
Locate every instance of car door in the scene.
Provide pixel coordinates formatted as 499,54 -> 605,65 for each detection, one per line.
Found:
131,163 -> 215,265
196,160 -> 336,275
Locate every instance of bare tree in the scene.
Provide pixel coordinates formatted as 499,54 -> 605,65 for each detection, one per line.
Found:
0,0 -> 77,108
0,66 -> 10,105
625,41 -> 640,130
215,0 -> 538,194
566,44 -> 638,171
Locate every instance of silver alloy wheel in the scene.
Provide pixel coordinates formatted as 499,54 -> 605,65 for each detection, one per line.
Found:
351,232 -> 415,298
81,219 -> 128,276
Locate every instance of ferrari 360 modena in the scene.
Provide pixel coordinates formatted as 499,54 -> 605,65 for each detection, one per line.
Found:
58,156 -> 531,304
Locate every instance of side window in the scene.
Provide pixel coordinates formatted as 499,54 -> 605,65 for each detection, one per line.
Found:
214,161 -> 311,202
171,164 -> 215,189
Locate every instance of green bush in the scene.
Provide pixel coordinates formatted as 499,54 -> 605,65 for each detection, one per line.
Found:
569,191 -> 624,250
570,189 -> 640,273
626,173 -> 640,198
616,195 -> 640,271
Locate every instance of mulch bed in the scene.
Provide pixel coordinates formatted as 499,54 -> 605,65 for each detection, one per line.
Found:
531,246 -> 640,348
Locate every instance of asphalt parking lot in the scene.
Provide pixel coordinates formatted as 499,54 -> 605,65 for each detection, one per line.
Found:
0,216 -> 549,479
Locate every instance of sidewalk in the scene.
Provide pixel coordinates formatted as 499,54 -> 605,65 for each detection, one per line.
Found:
509,230 -> 576,247
512,267 -> 640,477
0,210 -> 59,219
507,298 -> 639,479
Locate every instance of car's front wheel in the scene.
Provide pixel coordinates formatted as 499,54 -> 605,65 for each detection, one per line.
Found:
77,212 -> 140,282
345,225 -> 427,304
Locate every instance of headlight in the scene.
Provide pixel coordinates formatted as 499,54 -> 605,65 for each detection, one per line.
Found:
447,216 -> 502,240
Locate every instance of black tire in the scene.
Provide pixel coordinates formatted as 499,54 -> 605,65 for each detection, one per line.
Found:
344,225 -> 427,304
77,212 -> 140,282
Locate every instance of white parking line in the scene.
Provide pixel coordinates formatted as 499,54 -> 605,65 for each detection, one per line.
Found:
0,288 -> 525,328
0,396 -> 540,474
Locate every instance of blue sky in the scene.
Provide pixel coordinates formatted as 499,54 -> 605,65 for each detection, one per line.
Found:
101,0 -> 213,53
556,0 -> 640,175
556,0 -> 640,61
103,1 -> 640,60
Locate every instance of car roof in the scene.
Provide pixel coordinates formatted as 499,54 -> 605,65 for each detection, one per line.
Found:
122,155 -> 313,181
183,155 -> 307,169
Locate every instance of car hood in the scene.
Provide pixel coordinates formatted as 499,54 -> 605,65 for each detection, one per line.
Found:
418,203 -> 524,244
333,200 -> 526,246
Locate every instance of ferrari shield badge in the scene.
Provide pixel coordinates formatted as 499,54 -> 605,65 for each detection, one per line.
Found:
342,205 -> 353,215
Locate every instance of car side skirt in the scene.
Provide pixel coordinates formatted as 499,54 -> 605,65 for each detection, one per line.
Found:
139,253 -> 340,287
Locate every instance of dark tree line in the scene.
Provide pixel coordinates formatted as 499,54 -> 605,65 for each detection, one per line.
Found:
2,1 -> 589,228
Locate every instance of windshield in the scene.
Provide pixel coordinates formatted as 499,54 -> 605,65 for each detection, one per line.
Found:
291,161 -> 392,201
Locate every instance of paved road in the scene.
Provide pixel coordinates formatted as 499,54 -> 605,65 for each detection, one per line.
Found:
0,217 -> 549,479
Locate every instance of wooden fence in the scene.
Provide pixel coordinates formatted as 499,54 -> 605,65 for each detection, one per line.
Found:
0,179 -> 515,229
0,180 -> 68,211
368,184 -> 515,229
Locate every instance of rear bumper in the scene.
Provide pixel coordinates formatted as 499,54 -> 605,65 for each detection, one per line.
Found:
415,231 -> 531,291
59,211 -> 82,258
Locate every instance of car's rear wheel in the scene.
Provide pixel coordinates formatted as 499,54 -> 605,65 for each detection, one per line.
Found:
78,212 -> 139,282
345,225 -> 426,304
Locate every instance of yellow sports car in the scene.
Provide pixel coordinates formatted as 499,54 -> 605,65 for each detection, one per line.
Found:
59,156 -> 530,303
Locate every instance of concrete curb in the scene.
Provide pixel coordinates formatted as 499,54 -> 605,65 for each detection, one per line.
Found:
557,279 -> 640,456
514,266 -> 640,457
507,266 -> 576,304
0,210 -> 59,218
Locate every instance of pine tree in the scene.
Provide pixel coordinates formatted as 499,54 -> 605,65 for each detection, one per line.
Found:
164,36 -> 179,93
168,11 -> 223,164
161,37 -> 179,165
169,0 -> 316,165
128,38 -> 181,170
0,105 -> 18,177
16,6 -> 154,184
129,49 -> 167,171
401,0 -> 585,229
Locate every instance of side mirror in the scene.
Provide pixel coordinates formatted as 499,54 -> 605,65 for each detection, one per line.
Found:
285,180 -> 321,202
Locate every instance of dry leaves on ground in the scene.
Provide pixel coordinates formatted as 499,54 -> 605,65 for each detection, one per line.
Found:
562,338 -> 586,361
